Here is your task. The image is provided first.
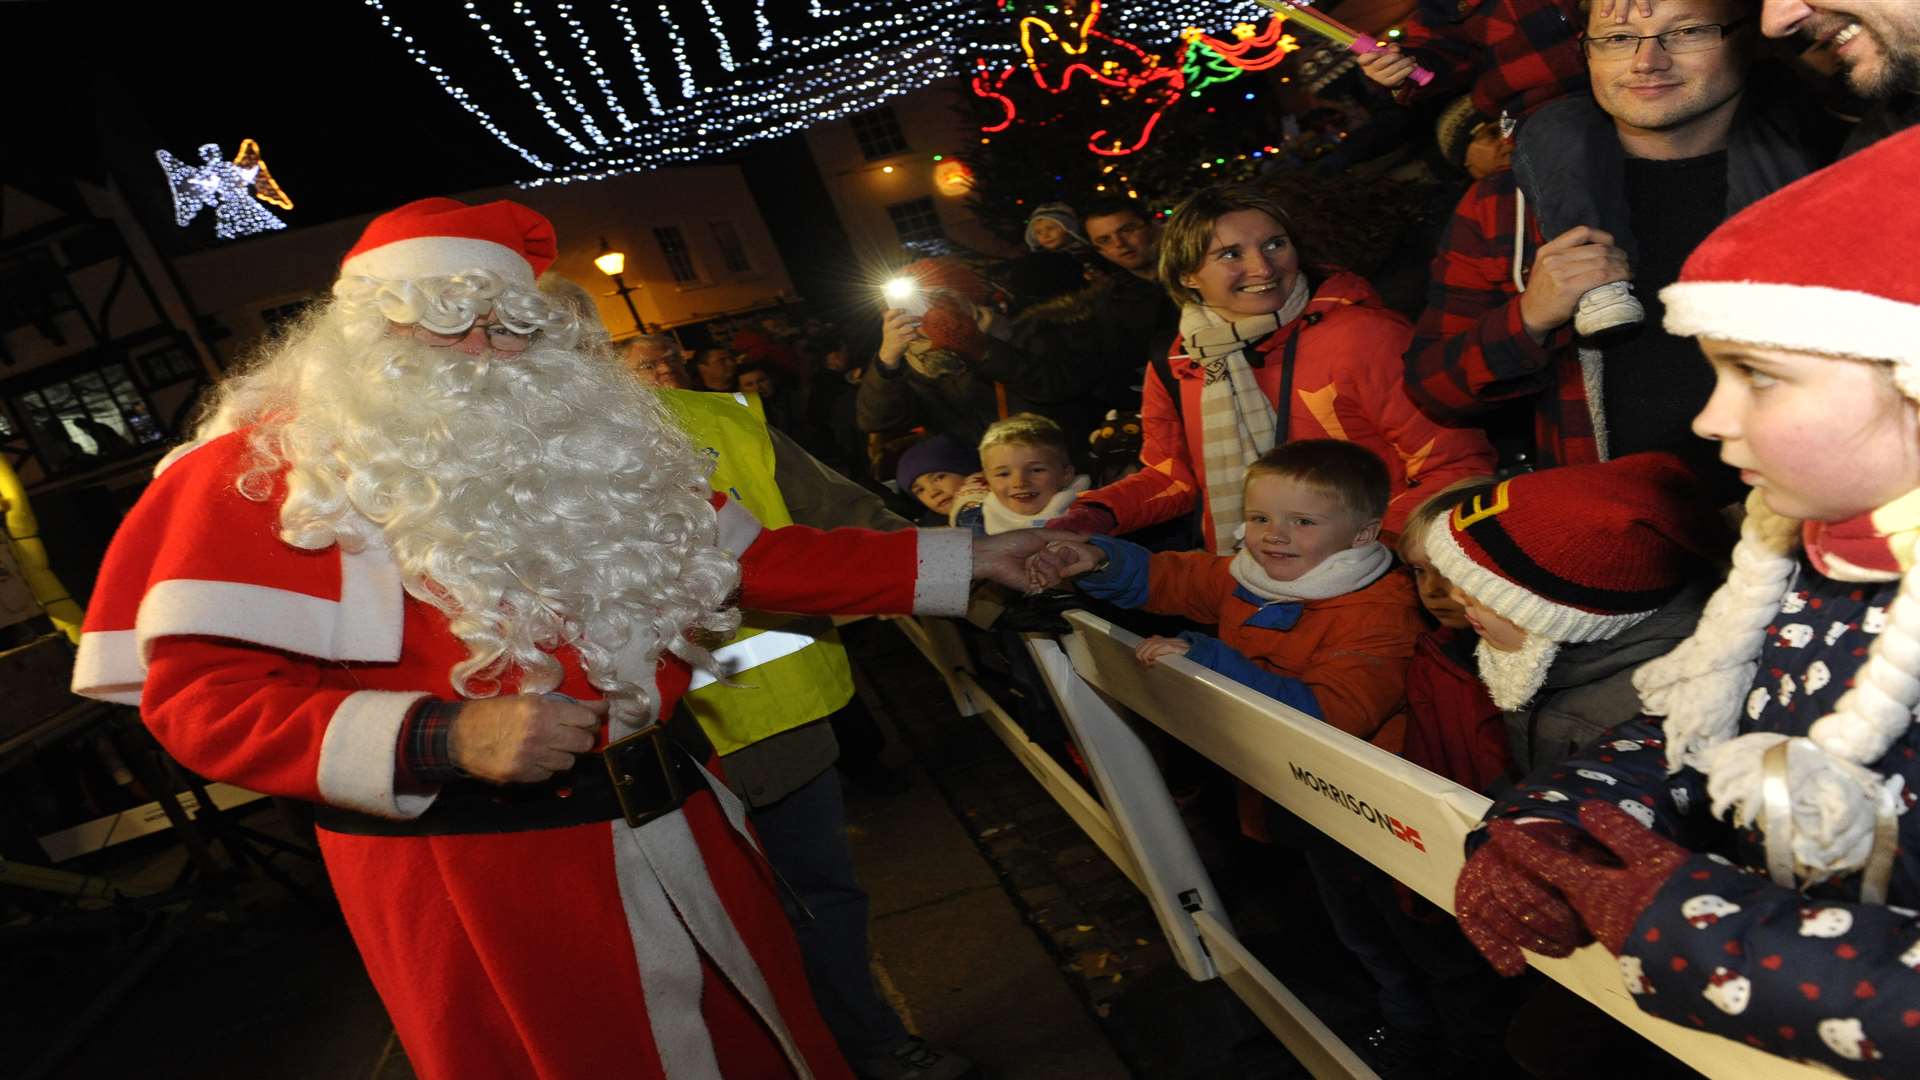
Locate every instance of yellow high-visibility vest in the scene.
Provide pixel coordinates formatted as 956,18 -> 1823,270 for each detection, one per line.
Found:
661,390 -> 856,755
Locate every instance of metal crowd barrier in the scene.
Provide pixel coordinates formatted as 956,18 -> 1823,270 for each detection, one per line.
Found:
888,611 -> 1828,1080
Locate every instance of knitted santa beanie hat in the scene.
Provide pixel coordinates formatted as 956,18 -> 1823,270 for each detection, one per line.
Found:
902,257 -> 996,358
339,197 -> 558,290
1639,128 -> 1920,879
1422,453 -> 1719,645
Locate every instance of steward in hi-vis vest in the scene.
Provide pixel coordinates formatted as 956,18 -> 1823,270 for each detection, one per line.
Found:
661,390 -> 858,783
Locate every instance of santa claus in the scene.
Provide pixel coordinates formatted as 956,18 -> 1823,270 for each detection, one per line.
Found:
71,198 -> 1063,1079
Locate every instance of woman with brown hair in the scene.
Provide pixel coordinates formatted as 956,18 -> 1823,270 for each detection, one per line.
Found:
1053,183 -> 1493,550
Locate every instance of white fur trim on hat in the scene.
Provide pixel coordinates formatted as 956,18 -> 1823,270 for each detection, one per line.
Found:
1661,281 -> 1920,367
1421,514 -> 1654,644
340,236 -> 537,289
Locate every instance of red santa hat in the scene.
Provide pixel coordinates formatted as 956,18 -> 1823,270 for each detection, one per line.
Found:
339,197 -> 558,289
1662,128 -> 1920,378
1422,454 -> 1722,645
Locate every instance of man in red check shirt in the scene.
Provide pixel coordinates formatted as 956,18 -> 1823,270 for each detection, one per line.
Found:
1400,0 -> 1834,482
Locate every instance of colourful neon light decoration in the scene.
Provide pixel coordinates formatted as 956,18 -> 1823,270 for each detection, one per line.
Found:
973,0 -> 1304,156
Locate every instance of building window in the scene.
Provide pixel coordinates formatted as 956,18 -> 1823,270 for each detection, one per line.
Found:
709,221 -> 752,275
887,197 -> 945,247
8,360 -> 165,472
134,340 -> 202,387
849,105 -> 909,160
653,226 -> 699,283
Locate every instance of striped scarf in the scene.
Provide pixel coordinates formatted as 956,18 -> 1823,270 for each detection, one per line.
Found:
1183,277 -> 1311,554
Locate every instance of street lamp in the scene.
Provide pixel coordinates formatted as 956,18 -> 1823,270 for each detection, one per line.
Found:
594,237 -> 648,335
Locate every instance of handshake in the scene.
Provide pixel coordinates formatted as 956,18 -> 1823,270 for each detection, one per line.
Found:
1022,538 -> 1105,593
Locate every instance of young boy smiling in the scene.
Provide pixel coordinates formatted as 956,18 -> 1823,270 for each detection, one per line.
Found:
954,413 -> 1091,534
1039,439 -> 1425,750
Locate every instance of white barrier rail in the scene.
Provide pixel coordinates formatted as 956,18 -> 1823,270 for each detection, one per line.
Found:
888,612 -> 1831,1080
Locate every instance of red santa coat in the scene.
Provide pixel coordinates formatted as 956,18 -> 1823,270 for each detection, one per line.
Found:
72,430 -> 973,1080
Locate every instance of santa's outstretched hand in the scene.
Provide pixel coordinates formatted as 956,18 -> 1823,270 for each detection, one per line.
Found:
1491,800 -> 1691,955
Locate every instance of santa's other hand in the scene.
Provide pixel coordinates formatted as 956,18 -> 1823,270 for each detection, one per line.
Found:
448,694 -> 608,784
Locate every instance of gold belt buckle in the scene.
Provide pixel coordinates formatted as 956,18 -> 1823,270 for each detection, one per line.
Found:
600,726 -> 687,829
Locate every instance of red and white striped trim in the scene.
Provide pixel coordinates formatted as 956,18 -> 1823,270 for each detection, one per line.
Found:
72,539 -> 406,705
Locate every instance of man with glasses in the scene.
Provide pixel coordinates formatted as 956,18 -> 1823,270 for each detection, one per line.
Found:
1405,0 -> 1832,488
1762,0 -> 1920,152
1080,197 -> 1181,416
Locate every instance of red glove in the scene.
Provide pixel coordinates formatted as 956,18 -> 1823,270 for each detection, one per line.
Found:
1490,800 -> 1690,955
1455,820 -> 1594,976
1047,503 -> 1117,536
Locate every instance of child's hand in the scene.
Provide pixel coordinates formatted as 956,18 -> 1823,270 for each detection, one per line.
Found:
1037,539 -> 1104,582
955,473 -> 991,503
1356,45 -> 1419,89
1134,636 -> 1192,668
1594,0 -> 1656,24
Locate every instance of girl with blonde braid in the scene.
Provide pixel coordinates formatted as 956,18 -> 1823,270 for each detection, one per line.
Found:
1452,129 -> 1920,1076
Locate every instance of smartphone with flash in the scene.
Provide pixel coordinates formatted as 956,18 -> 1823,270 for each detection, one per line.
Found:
882,277 -> 928,317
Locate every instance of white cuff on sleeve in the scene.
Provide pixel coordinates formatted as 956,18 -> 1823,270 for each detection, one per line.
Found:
912,528 -> 974,617
317,690 -> 437,819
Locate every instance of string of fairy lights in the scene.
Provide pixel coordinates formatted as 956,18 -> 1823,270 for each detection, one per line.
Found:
359,0 -> 1273,186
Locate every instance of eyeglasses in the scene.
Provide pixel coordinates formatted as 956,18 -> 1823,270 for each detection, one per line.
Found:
407,320 -> 535,354
1091,221 -> 1148,248
1582,17 -> 1751,58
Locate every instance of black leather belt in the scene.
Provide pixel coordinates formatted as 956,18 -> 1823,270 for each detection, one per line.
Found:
315,724 -> 707,838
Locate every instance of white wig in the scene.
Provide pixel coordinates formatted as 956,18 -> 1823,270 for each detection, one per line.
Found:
195,271 -> 740,725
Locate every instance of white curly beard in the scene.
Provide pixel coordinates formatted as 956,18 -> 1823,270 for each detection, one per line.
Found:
197,287 -> 741,727
1475,631 -> 1560,711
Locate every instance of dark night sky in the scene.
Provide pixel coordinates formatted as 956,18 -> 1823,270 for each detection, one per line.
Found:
5,2 -> 862,304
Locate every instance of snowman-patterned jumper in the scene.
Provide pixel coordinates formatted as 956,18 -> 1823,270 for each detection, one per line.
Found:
1477,559 -> 1920,1077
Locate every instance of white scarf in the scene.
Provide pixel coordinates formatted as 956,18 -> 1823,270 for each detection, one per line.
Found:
1227,541 -> 1392,603
1184,276 -> 1313,554
1475,631 -> 1561,711
978,475 -> 1091,535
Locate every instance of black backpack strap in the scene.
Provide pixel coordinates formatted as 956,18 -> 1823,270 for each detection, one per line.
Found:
1273,313 -> 1316,447
1150,346 -> 1182,422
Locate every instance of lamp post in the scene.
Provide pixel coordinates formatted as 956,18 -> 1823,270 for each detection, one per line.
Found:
593,238 -> 648,335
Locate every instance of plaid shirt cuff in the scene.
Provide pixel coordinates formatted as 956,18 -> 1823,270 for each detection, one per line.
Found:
397,698 -> 468,786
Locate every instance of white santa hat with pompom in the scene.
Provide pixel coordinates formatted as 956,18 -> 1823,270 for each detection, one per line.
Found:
1640,128 -> 1920,890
